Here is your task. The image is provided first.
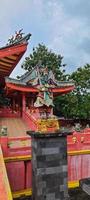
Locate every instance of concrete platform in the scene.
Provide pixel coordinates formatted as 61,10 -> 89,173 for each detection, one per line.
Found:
0,118 -> 30,137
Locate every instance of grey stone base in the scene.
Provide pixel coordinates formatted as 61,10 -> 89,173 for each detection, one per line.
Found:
30,133 -> 69,200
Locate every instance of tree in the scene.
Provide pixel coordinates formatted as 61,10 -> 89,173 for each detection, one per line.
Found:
21,43 -> 90,119
70,64 -> 90,94
0,89 -> 10,107
69,64 -> 90,119
54,64 -> 90,119
21,43 -> 66,80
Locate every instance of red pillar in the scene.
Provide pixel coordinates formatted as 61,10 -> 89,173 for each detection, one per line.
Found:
22,93 -> 26,118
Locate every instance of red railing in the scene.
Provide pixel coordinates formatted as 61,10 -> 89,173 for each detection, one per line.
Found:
0,108 -> 21,118
0,136 -> 32,192
0,117 -> 90,192
22,111 -> 37,131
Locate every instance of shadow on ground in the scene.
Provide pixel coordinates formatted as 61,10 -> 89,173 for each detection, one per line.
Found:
15,188 -> 90,200
69,188 -> 90,200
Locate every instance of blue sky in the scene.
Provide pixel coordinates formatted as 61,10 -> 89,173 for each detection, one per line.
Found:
0,0 -> 90,78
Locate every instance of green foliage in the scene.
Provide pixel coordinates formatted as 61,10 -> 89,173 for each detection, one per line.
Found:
21,43 -> 90,119
70,64 -> 90,93
54,93 -> 90,119
21,43 -> 66,80
0,90 -> 10,106
54,64 -> 90,119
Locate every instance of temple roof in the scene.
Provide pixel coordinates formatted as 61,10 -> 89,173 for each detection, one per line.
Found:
3,36 -> 75,96
5,76 -> 74,88
5,81 -> 75,96
0,32 -> 31,86
5,65 -> 75,87
5,65 -> 75,96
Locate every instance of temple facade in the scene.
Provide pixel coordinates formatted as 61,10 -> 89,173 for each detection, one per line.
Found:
0,31 -> 74,132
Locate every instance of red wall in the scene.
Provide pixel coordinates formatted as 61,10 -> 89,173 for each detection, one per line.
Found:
6,161 -> 32,192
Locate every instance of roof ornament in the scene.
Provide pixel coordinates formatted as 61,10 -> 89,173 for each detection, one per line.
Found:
7,35 -> 14,44
7,29 -> 27,45
15,29 -> 24,41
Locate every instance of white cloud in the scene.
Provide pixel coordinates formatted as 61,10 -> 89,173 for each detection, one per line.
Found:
0,0 -> 90,76
46,0 -> 90,72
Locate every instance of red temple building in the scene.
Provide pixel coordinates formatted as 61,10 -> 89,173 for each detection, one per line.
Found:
0,32 -> 90,199
5,63 -> 75,133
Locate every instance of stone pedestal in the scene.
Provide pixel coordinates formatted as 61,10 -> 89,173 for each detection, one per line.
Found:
28,131 -> 71,200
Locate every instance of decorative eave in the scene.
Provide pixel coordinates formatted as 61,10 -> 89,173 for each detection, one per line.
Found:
5,82 -> 75,96
52,85 -> 75,95
6,82 -> 38,93
0,33 -> 31,86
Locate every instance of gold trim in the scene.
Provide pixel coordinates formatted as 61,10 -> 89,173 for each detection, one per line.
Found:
68,181 -> 79,188
12,181 -> 79,198
12,188 -> 32,198
5,149 -> 90,162
68,149 -> 90,156
4,155 -> 32,162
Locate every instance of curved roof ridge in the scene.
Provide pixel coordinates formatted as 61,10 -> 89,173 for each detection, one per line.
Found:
0,33 -> 31,50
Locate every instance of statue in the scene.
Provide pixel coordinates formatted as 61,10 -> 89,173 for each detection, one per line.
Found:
15,29 -> 24,41
75,123 -> 81,132
34,65 -> 54,107
7,29 -> 24,45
